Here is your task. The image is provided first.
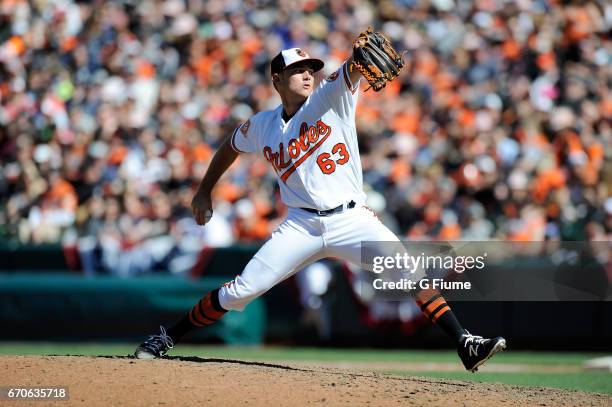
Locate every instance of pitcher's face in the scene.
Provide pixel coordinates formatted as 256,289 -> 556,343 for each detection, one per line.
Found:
274,65 -> 315,101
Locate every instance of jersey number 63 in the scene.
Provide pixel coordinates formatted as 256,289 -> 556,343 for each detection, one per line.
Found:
316,143 -> 350,175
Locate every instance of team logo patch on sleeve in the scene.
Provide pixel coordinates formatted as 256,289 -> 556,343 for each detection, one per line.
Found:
240,120 -> 251,138
326,71 -> 339,82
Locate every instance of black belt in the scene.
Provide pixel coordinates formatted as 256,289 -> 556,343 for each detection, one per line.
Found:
300,200 -> 356,216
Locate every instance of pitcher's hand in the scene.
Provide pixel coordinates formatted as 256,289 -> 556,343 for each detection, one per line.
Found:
191,189 -> 213,225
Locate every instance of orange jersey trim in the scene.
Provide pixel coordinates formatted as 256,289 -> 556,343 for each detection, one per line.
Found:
230,127 -> 247,154
343,63 -> 358,94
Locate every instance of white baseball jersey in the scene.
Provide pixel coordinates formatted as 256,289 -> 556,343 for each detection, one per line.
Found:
230,62 -> 366,210
219,61 -> 405,312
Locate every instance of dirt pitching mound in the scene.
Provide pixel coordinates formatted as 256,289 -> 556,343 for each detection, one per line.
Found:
1,356 -> 609,407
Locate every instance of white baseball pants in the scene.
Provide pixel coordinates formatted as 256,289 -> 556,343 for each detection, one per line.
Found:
218,205 -> 400,311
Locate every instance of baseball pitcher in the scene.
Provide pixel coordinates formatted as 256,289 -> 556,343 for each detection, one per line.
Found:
135,28 -> 506,372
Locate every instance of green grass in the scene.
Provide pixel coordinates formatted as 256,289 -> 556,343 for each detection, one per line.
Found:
1,343 -> 610,394
0,343 -> 602,365
395,371 -> 612,395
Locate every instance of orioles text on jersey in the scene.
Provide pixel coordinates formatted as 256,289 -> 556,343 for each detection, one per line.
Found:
262,120 -> 332,182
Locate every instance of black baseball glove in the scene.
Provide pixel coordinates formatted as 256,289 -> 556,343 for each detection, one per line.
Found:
351,27 -> 405,92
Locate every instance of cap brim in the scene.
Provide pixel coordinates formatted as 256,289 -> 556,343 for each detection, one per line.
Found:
284,58 -> 324,73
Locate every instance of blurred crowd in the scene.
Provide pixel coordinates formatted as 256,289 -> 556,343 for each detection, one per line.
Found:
0,0 -> 611,273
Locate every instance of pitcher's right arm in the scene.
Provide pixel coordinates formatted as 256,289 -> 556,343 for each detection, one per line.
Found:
191,133 -> 239,225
